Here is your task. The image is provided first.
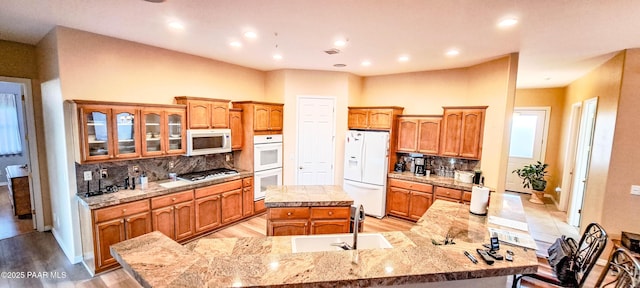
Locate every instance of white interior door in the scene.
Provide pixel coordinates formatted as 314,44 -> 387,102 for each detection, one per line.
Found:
568,97 -> 598,227
296,96 -> 335,185
505,108 -> 550,193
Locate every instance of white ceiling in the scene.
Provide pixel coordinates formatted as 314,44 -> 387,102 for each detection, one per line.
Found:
1,0 -> 639,88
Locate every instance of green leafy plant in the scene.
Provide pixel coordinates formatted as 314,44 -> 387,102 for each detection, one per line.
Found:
512,161 -> 549,191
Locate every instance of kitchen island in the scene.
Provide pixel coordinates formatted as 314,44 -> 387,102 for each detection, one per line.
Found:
111,191 -> 538,287
264,185 -> 354,236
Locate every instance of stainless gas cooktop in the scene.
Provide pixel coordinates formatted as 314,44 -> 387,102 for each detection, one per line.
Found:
177,168 -> 239,182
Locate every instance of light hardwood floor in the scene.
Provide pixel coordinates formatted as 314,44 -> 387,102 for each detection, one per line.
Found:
0,185 -> 34,240
0,193 -> 611,287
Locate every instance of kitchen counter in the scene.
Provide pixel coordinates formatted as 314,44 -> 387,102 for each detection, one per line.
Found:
388,171 -> 494,192
111,192 -> 538,287
264,185 -> 354,208
76,171 -> 253,209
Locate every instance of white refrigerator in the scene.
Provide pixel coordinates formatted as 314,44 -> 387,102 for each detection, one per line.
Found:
343,130 -> 389,218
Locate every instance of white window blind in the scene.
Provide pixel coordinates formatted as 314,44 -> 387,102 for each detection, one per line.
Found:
0,93 -> 22,156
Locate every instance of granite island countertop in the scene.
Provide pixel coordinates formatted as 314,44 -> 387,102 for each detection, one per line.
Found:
77,170 -> 254,209
111,192 -> 538,287
264,185 -> 354,208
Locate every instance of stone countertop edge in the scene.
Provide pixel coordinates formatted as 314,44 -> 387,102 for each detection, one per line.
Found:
77,171 -> 254,209
264,185 -> 355,208
388,171 -> 495,192
111,192 -> 539,287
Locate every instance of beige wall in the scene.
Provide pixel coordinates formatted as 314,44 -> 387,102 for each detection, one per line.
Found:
0,39 -> 52,228
602,49 -> 640,238
55,27 -> 265,103
267,69 -> 358,186
515,87 -> 566,201
360,55 -> 518,191
562,52 -> 624,232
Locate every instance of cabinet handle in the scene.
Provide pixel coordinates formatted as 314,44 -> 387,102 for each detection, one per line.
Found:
170,207 -> 174,211
120,220 -> 124,223
446,191 -> 450,195
122,209 -> 127,213
172,197 -> 176,201
126,218 -> 131,223
328,211 -> 333,216
287,212 -> 292,216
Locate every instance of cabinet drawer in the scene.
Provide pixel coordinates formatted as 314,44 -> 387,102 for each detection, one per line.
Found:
268,207 -> 310,219
195,179 -> 242,198
462,191 -> 472,203
151,190 -> 194,209
434,187 -> 462,200
310,207 -> 350,219
388,178 -> 433,193
95,200 -> 150,223
242,177 -> 253,187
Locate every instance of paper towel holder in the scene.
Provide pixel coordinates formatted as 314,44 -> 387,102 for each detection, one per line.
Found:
469,185 -> 490,216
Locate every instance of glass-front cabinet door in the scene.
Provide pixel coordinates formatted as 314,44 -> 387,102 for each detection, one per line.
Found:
112,108 -> 140,159
141,109 -> 164,157
80,106 -> 113,162
165,108 -> 186,155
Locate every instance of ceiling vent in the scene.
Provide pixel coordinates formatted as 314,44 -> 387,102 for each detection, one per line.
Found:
324,48 -> 340,55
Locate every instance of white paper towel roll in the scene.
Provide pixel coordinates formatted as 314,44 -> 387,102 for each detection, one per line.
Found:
470,185 -> 490,215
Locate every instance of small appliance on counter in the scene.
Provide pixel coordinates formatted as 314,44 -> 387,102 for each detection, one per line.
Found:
473,170 -> 483,184
622,231 -> 640,253
455,170 -> 474,183
470,185 -> 490,215
414,157 -> 426,176
394,160 -> 405,172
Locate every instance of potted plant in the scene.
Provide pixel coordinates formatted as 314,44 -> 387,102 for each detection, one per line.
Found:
512,161 -> 549,204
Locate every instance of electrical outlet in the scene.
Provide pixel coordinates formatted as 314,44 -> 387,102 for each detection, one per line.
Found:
631,185 -> 640,196
225,154 -> 231,162
100,169 -> 108,179
169,161 -> 175,169
83,171 -> 92,181
132,165 -> 139,174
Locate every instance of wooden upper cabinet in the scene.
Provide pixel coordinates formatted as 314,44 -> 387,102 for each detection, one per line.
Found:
348,107 -> 403,130
417,118 -> 441,155
175,97 -> 230,129
397,117 -> 419,152
79,105 -> 114,162
348,109 -> 369,129
439,107 -> 486,159
141,107 -> 186,157
229,108 -> 243,150
253,104 -> 284,132
396,116 -> 441,155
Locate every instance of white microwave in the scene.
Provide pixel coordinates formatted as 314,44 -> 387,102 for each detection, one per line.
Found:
185,129 -> 232,156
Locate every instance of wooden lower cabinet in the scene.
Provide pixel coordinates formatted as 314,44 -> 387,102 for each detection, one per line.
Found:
194,195 -> 221,233
387,178 -> 433,221
221,189 -> 243,224
266,206 -> 350,236
94,200 -> 151,271
151,190 -> 195,242
242,177 -> 254,217
408,191 -> 433,221
434,187 -> 463,203
387,186 -> 410,217
268,219 -> 309,236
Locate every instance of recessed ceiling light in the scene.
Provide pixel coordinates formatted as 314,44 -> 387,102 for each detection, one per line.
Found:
398,55 -> 410,62
334,39 -> 347,47
544,77 -> 552,81
498,17 -> 518,28
243,31 -> 257,39
273,54 -> 283,60
167,20 -> 184,30
446,49 -> 460,56
229,41 -> 242,47
143,0 -> 165,3
333,64 -> 347,67
361,60 -> 371,66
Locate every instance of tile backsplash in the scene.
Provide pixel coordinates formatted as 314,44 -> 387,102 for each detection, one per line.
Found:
396,153 -> 480,174
75,153 -> 234,194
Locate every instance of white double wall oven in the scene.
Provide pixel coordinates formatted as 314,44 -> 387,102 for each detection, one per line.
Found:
253,135 -> 283,200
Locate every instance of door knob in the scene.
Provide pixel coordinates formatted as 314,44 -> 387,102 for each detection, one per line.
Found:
299,167 -> 303,170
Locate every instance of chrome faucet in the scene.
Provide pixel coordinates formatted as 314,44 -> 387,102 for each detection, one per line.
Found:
331,204 -> 364,250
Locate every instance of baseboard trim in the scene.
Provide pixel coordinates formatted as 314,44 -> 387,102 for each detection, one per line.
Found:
51,228 -> 82,264
0,182 -> 7,186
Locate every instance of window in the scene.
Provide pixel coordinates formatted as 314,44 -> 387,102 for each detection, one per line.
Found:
0,93 -> 22,156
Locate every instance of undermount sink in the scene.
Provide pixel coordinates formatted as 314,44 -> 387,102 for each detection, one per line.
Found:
291,233 -> 392,253
158,180 -> 191,189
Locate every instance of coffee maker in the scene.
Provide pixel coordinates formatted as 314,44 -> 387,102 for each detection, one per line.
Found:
414,157 -> 426,176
